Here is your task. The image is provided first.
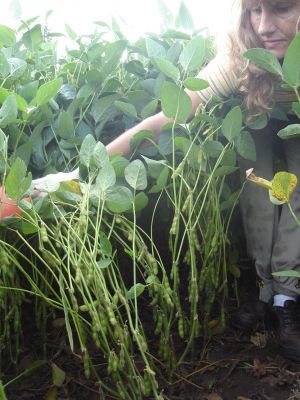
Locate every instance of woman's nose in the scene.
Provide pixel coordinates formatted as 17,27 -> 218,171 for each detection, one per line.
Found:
258,10 -> 276,36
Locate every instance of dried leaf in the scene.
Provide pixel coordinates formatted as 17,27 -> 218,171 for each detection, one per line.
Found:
253,359 -> 267,378
263,375 -> 281,387
52,318 -> 65,328
250,332 -> 267,348
45,386 -> 57,400
206,394 -> 223,400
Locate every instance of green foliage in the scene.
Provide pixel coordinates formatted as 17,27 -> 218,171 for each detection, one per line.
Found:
0,17 -> 215,177
3,10 -> 300,400
244,48 -> 283,77
5,157 -> 32,200
277,124 -> 300,140
221,106 -> 243,142
161,81 -> 192,122
282,32 -> 300,88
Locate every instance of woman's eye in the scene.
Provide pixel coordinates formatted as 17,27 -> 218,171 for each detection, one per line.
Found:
274,3 -> 293,14
276,6 -> 289,12
251,6 -> 262,14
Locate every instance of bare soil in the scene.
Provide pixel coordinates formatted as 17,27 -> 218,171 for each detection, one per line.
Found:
3,262 -> 300,400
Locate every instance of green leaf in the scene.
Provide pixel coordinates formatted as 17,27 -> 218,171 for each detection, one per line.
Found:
96,161 -> 116,192
79,134 -> 97,168
97,259 -> 112,269
110,155 -> 129,177
90,94 -> 120,123
158,0 -> 174,29
0,88 -> 28,112
125,160 -> 147,190
179,36 -> 206,72
0,95 -> 17,128
175,2 -> 194,31
5,157 -> 32,200
221,190 -> 240,211
292,102 -> 300,118
246,113 -> 268,130
125,60 -> 145,76
35,78 -> 63,107
51,362 -> 66,387
221,148 -> 237,166
157,165 -> 169,187
277,124 -> 300,140
221,106 -> 243,142
58,111 -> 74,139
130,130 -> 154,152
8,58 -> 27,80
161,81 -> 192,123
183,77 -> 209,91
213,166 -> 239,177
106,186 -> 133,213
18,81 -> 39,102
114,100 -> 137,119
134,192 -> 148,212
101,40 -> 127,79
151,57 -> 180,81
0,52 -> 9,78
273,270 -> 300,278
203,140 -> 224,158
229,264 -> 241,279
282,32 -> 300,87
65,23 -> 77,40
80,136 -> 109,172
146,275 -> 157,284
141,99 -> 158,119
22,24 -> 43,49
99,232 -> 112,256
86,69 -> 103,90
91,141 -> 109,169
234,131 -> 256,162
142,156 -> 166,178
126,283 -> 145,300
243,48 -> 283,77
15,140 -> 33,166
0,24 -> 16,47
145,38 -> 166,58
161,29 -> 190,40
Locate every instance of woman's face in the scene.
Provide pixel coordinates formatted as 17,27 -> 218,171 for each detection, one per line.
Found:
247,0 -> 300,59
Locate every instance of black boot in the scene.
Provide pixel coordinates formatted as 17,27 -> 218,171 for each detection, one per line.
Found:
272,300 -> 300,362
230,300 -> 269,332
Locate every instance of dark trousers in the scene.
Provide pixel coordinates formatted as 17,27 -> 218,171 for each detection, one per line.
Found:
238,119 -> 300,302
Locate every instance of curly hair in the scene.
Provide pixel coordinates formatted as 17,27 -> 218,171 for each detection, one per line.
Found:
226,0 -> 298,119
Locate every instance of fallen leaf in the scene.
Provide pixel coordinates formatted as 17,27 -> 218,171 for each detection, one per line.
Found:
45,386 -> 57,400
206,394 -> 223,400
52,318 -> 65,328
263,375 -> 281,387
253,359 -> 267,378
250,332 -> 267,348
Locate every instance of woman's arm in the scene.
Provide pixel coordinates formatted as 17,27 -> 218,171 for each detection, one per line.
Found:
106,90 -> 202,157
0,91 -> 202,219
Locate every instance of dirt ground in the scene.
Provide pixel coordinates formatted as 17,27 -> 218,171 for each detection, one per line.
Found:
3,261 -> 300,400
4,314 -> 300,400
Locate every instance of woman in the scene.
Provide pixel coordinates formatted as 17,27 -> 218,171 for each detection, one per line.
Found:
11,0 -> 300,360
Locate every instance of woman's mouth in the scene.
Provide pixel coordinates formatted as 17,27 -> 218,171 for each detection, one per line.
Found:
264,40 -> 285,49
